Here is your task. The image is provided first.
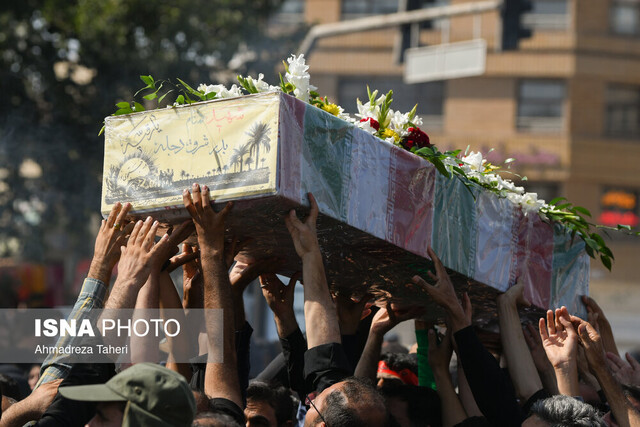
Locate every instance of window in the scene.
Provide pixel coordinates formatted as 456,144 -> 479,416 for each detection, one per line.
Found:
605,86 -> 640,138
338,76 -> 445,128
611,0 -> 640,36
340,0 -> 448,20
517,80 -> 566,132
341,0 -> 398,19
269,0 -> 305,26
523,0 -> 569,30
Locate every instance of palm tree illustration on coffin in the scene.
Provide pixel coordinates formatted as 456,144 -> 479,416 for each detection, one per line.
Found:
229,143 -> 250,172
246,122 -> 271,170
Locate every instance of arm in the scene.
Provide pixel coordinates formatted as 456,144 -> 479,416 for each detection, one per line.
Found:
539,307 -> 580,397
229,257 -> 281,330
574,317 -> 640,427
414,248 -> 522,426
260,272 -> 308,398
260,272 -> 300,339
0,379 -> 61,426
183,183 -> 242,408
456,361 -> 484,418
428,327 -> 467,427
104,216 -> 166,310
496,283 -> 543,402
37,203 -> 131,387
354,303 -> 423,383
285,193 -> 340,349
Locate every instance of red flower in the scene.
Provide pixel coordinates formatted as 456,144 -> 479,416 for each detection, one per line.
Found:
401,127 -> 431,150
360,117 -> 380,131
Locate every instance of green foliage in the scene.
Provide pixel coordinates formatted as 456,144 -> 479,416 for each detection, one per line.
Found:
0,0 -> 294,263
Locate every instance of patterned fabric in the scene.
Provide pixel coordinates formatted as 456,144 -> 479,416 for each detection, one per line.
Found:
35,278 -> 108,388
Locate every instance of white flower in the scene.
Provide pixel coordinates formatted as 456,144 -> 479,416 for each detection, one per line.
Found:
389,110 -> 410,132
247,73 -> 281,93
411,115 -> 423,127
520,192 -> 546,215
355,98 -> 380,120
460,151 -> 485,172
505,191 -> 546,215
285,54 -> 316,101
355,119 -> 378,135
197,84 -> 218,95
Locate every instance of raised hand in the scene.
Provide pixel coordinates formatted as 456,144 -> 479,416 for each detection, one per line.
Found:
230,257 -> 282,293
412,247 -> 469,332
260,272 -> 300,337
582,295 -> 619,357
284,192 -> 320,259
183,183 -> 232,253
606,352 -> 640,387
539,307 -> 579,369
539,306 -> 580,396
260,273 -> 299,318
370,302 -> 425,337
88,202 -> 133,284
116,217 -> 167,287
334,293 -> 373,335
180,244 -> 203,309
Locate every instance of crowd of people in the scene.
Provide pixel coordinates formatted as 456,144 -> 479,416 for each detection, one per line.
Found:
1,184 -> 640,426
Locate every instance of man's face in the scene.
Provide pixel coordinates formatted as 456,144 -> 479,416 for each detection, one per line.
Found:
303,382 -> 343,427
244,398 -> 278,427
86,401 -> 125,427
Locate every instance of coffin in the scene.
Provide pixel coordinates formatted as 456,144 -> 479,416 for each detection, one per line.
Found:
102,91 -> 588,324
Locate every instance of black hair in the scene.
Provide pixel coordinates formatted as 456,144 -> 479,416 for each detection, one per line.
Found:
379,382 -> 442,427
316,377 -> 390,427
247,380 -> 295,426
380,352 -> 418,375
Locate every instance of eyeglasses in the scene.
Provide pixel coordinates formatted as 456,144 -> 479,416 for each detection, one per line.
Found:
305,393 -> 328,426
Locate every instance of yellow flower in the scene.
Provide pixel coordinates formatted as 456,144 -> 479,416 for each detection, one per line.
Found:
382,128 -> 400,142
321,103 -> 341,116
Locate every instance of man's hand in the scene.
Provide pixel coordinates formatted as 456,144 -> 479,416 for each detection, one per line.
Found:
539,307 -> 580,396
179,244 -> 203,309
115,217 -> 167,287
370,302 -> 425,337
260,272 -> 300,337
88,202 -> 133,284
230,257 -> 282,293
183,183 -> 232,254
539,307 -> 579,369
284,192 -> 320,259
606,352 -> 640,387
582,295 -> 619,357
260,272 -> 299,316
151,220 -> 195,273
412,247 -> 469,332
334,293 -> 373,335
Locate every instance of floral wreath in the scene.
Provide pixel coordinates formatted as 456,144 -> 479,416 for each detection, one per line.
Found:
104,54 -> 640,270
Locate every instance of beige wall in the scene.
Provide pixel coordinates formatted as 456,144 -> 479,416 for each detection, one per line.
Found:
303,0 -> 640,287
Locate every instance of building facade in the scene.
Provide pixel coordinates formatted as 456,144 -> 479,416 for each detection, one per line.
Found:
273,0 -> 640,349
